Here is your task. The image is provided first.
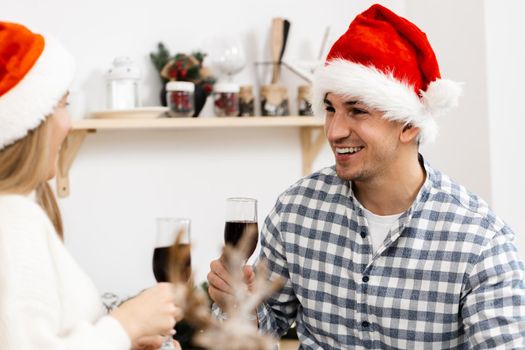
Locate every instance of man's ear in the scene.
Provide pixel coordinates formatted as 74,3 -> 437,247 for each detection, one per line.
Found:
400,123 -> 420,144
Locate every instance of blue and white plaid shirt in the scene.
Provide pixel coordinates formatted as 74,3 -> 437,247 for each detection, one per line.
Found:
256,160 -> 525,349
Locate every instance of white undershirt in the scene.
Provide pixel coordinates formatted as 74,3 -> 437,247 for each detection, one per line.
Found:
361,206 -> 403,254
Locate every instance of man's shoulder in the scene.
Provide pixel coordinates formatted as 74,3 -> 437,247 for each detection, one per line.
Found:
279,166 -> 344,199
427,167 -> 510,236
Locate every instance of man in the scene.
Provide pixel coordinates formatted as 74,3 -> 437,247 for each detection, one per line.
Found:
207,4 -> 525,349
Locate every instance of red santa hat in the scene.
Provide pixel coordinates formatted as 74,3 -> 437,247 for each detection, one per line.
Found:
0,22 -> 75,149
313,4 -> 461,144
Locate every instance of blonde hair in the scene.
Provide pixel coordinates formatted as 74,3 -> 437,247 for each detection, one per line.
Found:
0,118 -> 63,239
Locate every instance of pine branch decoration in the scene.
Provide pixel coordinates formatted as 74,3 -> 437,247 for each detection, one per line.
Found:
150,42 -> 171,73
166,229 -> 284,350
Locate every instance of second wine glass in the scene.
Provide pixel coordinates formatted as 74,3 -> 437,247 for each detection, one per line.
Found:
224,197 -> 258,261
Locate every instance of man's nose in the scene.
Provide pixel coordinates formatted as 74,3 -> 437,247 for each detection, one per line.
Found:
325,111 -> 351,143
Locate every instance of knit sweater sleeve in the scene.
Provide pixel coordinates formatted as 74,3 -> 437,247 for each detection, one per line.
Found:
0,196 -> 131,350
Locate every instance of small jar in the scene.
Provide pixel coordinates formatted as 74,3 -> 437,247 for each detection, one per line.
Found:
261,84 -> 289,116
239,85 -> 255,117
298,85 -> 314,116
213,83 -> 240,117
166,81 -> 195,117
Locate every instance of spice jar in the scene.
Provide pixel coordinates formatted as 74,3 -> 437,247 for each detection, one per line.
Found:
239,85 -> 255,117
261,84 -> 289,116
166,81 -> 195,117
298,85 -> 314,116
213,83 -> 240,117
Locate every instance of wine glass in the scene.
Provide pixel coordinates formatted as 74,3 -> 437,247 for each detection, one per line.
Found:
100,292 -> 121,313
153,217 -> 191,350
224,197 -> 258,261
207,36 -> 246,82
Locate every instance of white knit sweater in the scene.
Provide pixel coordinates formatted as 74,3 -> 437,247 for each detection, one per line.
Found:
0,194 -> 131,349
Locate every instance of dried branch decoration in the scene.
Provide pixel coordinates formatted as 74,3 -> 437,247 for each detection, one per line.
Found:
168,229 -> 284,350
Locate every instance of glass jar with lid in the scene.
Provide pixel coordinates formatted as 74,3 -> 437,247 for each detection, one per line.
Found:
106,56 -> 141,110
298,85 -> 314,116
166,81 -> 195,117
238,85 -> 255,117
261,84 -> 289,116
213,83 -> 240,117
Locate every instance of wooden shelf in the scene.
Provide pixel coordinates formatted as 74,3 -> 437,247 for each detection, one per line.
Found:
72,116 -> 324,130
57,116 -> 326,197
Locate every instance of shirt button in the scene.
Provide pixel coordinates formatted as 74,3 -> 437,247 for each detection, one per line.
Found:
362,321 -> 370,328
362,276 -> 369,283
360,231 -> 366,238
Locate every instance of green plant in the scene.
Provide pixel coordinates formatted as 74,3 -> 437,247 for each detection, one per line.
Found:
150,42 -> 216,94
199,281 -> 212,308
150,42 -> 171,76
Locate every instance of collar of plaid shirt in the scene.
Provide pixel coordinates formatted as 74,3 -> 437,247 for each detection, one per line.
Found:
347,155 -> 435,260
256,155 -> 525,349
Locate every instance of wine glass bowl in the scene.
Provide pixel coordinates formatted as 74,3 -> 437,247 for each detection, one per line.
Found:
153,218 -> 191,283
208,36 -> 246,81
224,198 -> 258,260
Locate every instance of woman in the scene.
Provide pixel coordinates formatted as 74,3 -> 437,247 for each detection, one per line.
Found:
0,22 -> 180,349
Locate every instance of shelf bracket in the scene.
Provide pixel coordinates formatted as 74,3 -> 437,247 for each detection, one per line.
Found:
56,130 -> 89,198
300,126 -> 326,176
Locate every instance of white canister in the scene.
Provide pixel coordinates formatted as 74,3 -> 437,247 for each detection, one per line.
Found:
106,57 -> 141,110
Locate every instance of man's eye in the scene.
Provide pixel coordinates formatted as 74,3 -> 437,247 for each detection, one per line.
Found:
351,107 -> 368,115
324,106 -> 335,113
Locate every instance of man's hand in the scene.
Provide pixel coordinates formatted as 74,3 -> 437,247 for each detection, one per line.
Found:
207,258 -> 254,310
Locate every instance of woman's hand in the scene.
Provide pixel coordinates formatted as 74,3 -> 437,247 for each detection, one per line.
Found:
131,335 -> 181,350
111,283 -> 182,343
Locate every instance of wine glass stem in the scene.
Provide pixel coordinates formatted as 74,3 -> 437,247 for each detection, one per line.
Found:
161,336 -> 175,349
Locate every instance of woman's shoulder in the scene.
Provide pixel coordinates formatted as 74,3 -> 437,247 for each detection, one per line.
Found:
0,193 -> 49,226
0,194 -> 58,262
0,193 -> 42,211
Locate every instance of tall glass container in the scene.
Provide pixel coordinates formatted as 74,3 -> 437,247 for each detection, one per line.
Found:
106,57 -> 141,110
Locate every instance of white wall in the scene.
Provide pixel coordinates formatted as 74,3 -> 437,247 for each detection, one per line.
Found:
484,1 -> 525,255
406,0 -> 492,202
8,0 -> 521,297
406,0 -> 525,260
4,0 -> 405,297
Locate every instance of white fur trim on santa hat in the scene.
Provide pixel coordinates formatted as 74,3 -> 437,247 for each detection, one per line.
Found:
312,59 -> 462,144
0,35 -> 75,149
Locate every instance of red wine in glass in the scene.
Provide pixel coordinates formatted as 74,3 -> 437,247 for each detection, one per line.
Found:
153,218 -> 191,350
152,244 -> 191,283
224,221 -> 258,260
224,198 -> 258,260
